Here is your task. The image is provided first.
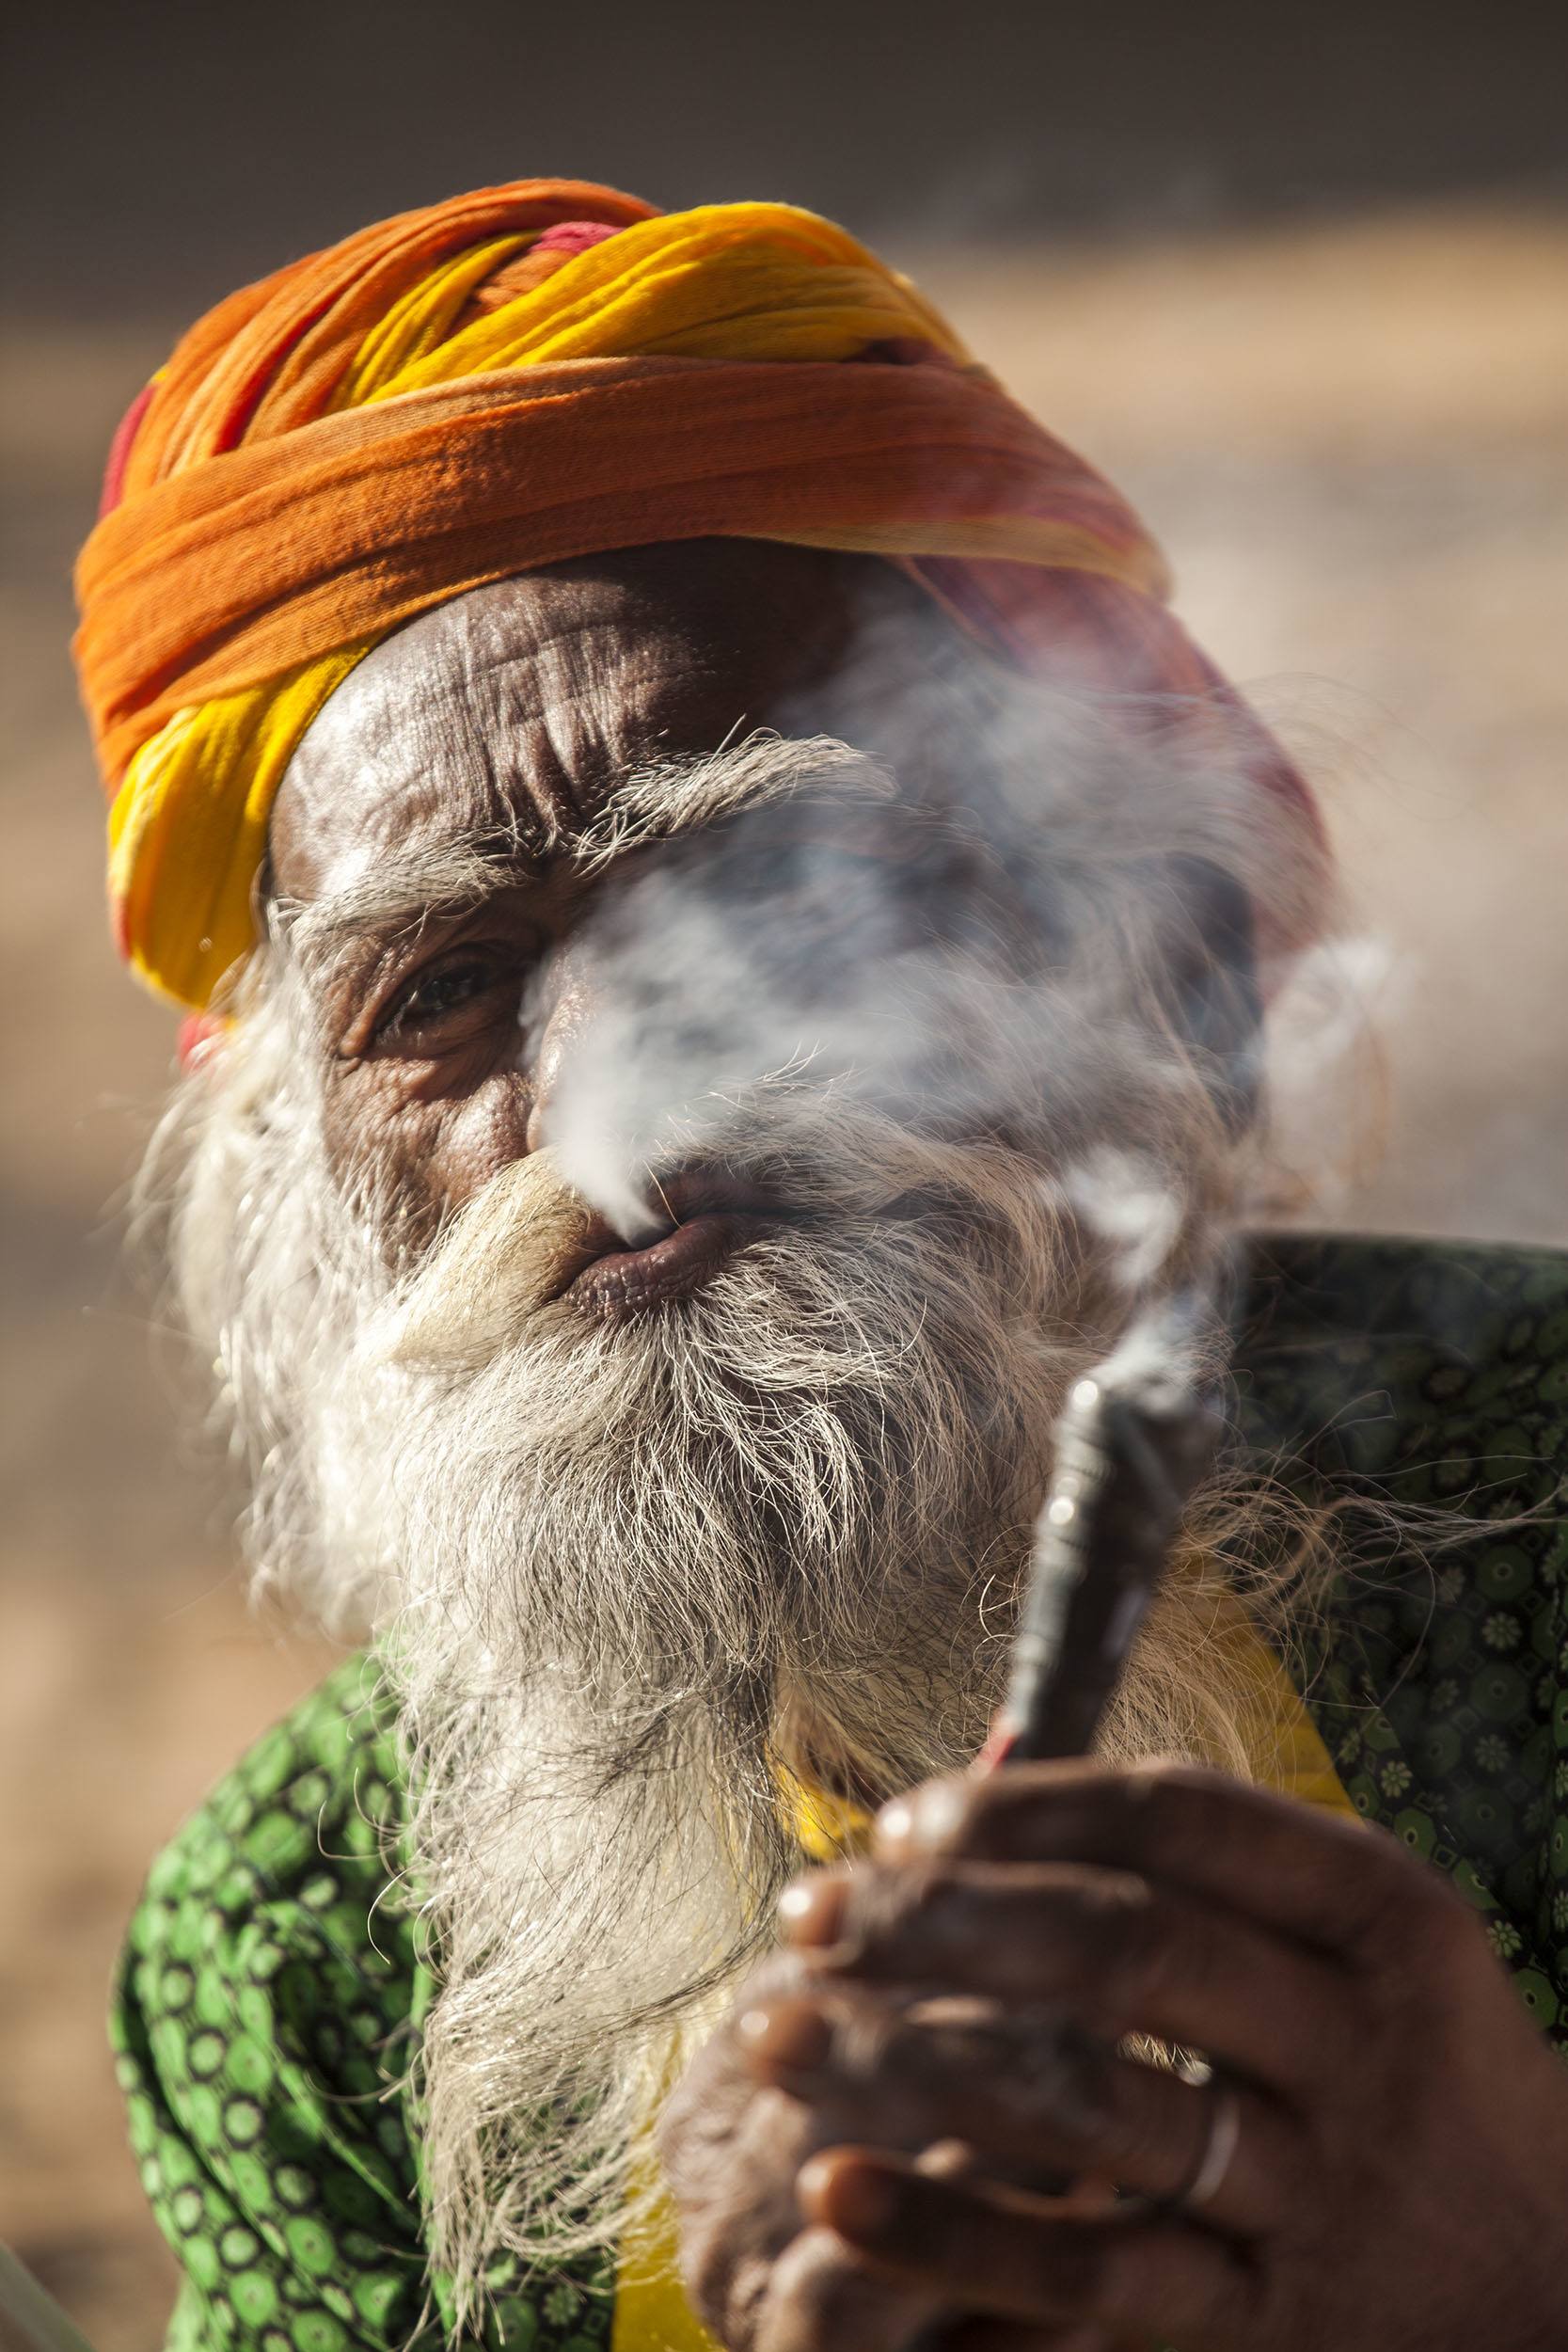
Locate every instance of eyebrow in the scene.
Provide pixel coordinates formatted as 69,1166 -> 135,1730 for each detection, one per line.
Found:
278,732 -> 899,978
570,731 -> 896,871
278,835 -> 528,982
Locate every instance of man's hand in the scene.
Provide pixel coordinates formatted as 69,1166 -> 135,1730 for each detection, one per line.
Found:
659,1951 -> 964,2352
663,1763 -> 1568,2351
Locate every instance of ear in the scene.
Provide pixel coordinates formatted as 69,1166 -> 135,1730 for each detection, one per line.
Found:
1163,855 -> 1262,1136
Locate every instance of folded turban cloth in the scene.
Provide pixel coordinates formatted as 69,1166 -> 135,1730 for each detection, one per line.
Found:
73,179 -> 1326,1011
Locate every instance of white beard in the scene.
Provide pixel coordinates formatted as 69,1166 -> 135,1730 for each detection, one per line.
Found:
142,951 -> 1272,2318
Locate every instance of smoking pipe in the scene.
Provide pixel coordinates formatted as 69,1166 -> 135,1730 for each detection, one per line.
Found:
992,1287 -> 1226,1767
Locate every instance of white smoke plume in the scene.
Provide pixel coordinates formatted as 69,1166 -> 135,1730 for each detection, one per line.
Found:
537,675 -> 1325,1260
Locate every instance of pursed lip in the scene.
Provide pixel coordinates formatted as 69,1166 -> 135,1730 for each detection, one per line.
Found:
562,1171 -> 788,1316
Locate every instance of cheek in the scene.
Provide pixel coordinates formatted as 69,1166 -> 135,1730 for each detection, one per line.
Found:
322,1066 -> 533,1256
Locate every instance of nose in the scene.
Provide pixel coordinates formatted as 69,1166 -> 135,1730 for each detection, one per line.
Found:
523,941 -> 604,1156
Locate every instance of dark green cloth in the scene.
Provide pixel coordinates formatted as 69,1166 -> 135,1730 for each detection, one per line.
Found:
110,1646 -> 609,2351
114,1234 -> 1568,2348
1235,1235 -> 1568,2020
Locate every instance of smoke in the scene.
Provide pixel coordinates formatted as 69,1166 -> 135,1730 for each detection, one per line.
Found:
1063,1144 -> 1187,1295
1254,930 -> 1401,1220
536,667 -> 1321,1275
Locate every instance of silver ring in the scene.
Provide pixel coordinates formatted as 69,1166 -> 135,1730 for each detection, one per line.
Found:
1179,2082 -> 1242,2214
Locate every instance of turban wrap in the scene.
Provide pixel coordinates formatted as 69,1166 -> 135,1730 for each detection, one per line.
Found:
73,179 -> 1325,1011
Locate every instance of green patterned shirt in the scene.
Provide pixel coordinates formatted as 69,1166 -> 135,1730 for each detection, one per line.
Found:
114,1234 -> 1568,2348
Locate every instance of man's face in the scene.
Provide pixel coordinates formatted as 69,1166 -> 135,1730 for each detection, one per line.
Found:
270,538 -> 995,1260
198,534 -> 1243,1805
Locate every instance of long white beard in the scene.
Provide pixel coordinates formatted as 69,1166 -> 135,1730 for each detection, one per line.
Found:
143,974 -> 1259,2317
326,1096 -> 1109,2296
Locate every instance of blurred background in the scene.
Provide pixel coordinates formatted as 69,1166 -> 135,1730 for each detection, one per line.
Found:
3,2 -> 1565,2339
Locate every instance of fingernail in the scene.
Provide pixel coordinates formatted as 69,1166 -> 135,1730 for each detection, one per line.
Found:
875,1798 -> 916,1852
911,1779 -> 968,1848
876,1780 -> 966,1857
777,1874 -> 847,1948
800,2153 -> 899,2245
737,1998 -> 833,2075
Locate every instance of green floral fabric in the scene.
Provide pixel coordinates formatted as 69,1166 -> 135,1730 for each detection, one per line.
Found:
115,1233 -> 1568,2346
1235,1235 -> 1568,2044
113,1661 -> 612,2349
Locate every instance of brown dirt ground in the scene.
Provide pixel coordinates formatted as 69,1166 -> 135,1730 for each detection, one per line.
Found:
2,204 -> 1565,2347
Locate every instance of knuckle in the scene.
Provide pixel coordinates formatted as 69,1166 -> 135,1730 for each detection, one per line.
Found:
1000,2021 -> 1095,2124
657,2045 -> 754,2178
1042,2027 -> 1118,2133
833,1995 -> 905,2084
893,1863 -> 982,1957
811,2250 -> 886,2330
656,2080 -> 717,2186
903,2011 -> 1100,2158
747,1950 -> 816,2003
1094,1880 -> 1180,2008
942,1769 -> 1016,1855
961,1759 -> 1100,1855
863,1858 -> 960,1956
868,2005 -> 1042,2153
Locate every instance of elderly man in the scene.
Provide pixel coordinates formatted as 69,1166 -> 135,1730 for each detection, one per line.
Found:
75,183 -> 1567,2352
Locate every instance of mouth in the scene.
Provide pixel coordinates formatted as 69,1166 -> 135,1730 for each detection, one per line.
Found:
563,1172 -> 788,1318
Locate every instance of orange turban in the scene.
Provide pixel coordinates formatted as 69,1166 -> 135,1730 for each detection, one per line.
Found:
73,179 -> 1324,1011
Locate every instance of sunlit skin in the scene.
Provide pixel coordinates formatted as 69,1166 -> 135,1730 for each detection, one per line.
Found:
269,539 -> 1568,2351
268,538 -> 998,1251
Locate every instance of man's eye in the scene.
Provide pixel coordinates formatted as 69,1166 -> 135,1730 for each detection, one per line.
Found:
379,951 -> 511,1040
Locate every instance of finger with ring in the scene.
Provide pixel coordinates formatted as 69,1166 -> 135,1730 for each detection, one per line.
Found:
740,1991 -> 1292,2236
796,2149 -> 1253,2341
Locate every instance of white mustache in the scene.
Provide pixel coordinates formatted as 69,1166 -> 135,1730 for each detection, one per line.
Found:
371,1102 -> 1055,1376
373,1148 -> 599,1372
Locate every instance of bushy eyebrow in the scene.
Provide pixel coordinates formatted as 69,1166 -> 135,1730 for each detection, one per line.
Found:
570,732 -> 896,872
277,836 -> 529,981
277,731 -> 900,978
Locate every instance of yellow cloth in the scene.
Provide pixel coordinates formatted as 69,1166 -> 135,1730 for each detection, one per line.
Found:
614,2154 -> 722,2352
611,1766 -> 866,2352
613,1617 -> 1352,2346
1209,1591 -> 1359,1821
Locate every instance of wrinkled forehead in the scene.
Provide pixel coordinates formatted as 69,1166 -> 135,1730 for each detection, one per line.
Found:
267,541 -> 992,908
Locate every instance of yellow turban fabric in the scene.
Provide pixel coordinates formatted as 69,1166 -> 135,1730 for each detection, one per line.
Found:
73,180 -> 1322,1010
